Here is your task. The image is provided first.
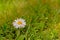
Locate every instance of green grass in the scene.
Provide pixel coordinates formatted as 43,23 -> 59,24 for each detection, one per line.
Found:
0,0 -> 60,40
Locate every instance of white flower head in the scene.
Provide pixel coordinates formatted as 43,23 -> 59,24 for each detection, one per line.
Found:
13,18 -> 26,28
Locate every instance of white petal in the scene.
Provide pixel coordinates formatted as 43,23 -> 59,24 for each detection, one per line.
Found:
13,18 -> 26,28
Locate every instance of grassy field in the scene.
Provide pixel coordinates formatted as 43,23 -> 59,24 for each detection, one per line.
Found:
0,0 -> 60,40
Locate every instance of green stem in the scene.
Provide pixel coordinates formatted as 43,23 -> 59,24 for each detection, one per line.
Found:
15,28 -> 20,40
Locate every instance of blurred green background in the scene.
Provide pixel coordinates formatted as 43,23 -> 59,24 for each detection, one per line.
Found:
0,0 -> 60,40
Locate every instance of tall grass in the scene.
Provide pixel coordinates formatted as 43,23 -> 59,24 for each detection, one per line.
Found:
0,0 -> 60,40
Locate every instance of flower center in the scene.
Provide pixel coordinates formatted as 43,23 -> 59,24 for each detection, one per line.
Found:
17,21 -> 22,25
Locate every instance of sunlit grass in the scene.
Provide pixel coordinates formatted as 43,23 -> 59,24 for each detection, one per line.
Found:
0,0 -> 60,40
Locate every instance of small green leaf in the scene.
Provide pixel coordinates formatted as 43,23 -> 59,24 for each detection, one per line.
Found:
17,35 -> 25,40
